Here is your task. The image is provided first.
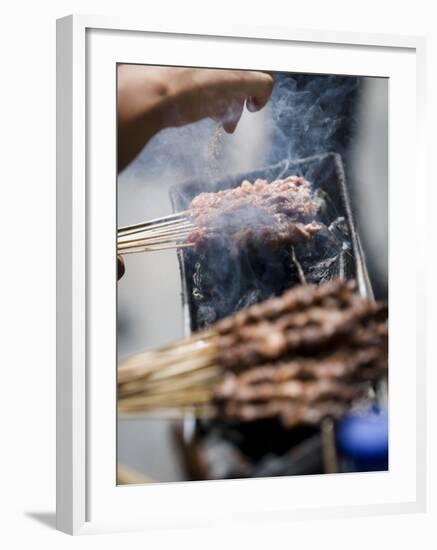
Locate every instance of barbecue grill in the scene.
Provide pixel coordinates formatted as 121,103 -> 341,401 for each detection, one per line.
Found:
168,152 -> 379,480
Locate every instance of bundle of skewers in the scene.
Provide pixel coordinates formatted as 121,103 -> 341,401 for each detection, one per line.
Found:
117,211 -> 194,254
118,279 -> 388,427
117,176 -> 322,255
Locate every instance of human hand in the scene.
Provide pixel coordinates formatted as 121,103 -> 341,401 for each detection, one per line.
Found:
161,67 -> 274,133
117,65 -> 274,170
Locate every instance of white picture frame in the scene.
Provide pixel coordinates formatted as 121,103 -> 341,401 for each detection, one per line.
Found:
56,14 -> 427,535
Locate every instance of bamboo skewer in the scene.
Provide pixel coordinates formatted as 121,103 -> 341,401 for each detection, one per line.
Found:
118,331 -> 215,383
118,229 -> 193,247
117,328 -> 220,413
119,238 -> 192,252
118,220 -> 194,243
119,389 -> 213,412
120,242 -> 195,254
119,367 -> 222,399
117,213 -> 196,255
118,230 -> 193,249
118,211 -> 190,235
118,372 -> 218,405
118,347 -> 216,384
118,227 -> 190,244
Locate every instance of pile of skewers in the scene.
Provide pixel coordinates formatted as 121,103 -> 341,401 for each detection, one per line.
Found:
118,279 -> 388,427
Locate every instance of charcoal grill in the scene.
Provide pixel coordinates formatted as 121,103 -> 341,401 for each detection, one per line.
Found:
169,152 -> 376,480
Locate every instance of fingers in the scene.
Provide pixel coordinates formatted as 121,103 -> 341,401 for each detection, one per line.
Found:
219,72 -> 273,132
213,71 -> 273,132
117,255 -> 126,280
246,96 -> 258,113
242,71 -> 274,111
165,67 -> 274,132
222,101 -> 245,134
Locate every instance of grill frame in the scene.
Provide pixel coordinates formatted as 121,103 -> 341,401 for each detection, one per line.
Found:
170,152 -> 373,337
169,152 -> 376,480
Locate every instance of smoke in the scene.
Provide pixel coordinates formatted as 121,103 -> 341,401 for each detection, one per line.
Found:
265,73 -> 360,164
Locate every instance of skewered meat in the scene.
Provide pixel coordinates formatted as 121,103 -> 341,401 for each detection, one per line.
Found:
215,348 -> 387,395
213,279 -> 387,426
117,280 -> 387,428
215,278 -> 350,333
218,303 -> 386,369
187,176 -> 321,251
215,280 -> 387,370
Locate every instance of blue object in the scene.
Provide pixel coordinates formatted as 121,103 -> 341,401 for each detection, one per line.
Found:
337,408 -> 388,471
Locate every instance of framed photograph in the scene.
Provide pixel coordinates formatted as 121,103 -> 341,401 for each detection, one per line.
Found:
56,14 -> 426,535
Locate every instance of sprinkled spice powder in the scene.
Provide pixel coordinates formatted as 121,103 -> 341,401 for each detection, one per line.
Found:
207,124 -> 224,181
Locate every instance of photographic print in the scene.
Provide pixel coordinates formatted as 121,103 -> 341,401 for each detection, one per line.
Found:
116,65 -> 388,484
